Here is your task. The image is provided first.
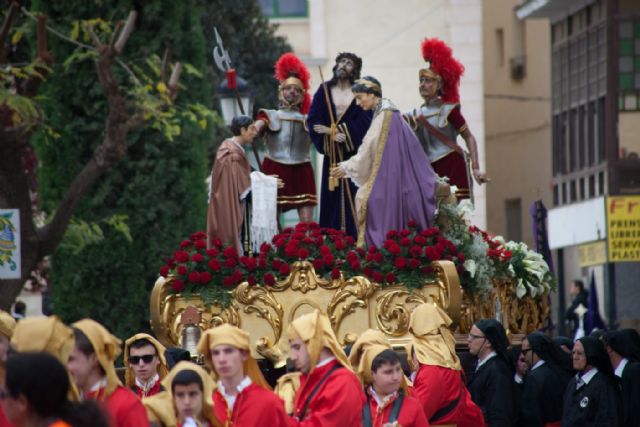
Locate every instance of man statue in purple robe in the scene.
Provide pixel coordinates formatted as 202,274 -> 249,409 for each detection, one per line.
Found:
307,53 -> 372,239
330,76 -> 437,248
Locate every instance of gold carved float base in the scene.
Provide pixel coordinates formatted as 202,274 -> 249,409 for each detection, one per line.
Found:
150,261 -> 549,365
151,261 -> 461,366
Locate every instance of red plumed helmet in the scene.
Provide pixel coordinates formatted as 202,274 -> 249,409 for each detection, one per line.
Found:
274,52 -> 311,114
420,38 -> 465,104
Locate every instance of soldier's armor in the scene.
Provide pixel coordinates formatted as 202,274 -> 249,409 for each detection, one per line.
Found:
260,109 -> 311,164
408,101 -> 459,162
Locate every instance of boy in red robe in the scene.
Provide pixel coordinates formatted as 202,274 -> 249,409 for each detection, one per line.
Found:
196,324 -> 288,427
124,333 -> 169,398
408,303 -> 485,427
11,315 -> 80,401
68,319 -> 148,427
350,328 -> 414,395
288,309 -> 365,426
143,361 -> 223,427
360,345 -> 429,427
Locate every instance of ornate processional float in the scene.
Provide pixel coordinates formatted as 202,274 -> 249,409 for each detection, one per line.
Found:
150,190 -> 554,366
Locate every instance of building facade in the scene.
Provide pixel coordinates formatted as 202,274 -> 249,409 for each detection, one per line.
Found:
518,0 -> 640,332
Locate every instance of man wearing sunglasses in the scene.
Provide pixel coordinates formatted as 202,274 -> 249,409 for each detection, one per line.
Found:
124,333 -> 169,398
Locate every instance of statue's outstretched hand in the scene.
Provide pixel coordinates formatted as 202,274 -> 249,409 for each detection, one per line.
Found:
473,169 -> 490,185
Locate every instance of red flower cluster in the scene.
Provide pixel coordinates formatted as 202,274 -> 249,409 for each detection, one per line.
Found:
265,222 -> 358,279
360,222 -> 461,287
160,221 -> 466,303
469,225 -> 512,262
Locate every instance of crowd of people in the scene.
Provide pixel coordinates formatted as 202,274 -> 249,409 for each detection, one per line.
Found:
1,305 -> 638,427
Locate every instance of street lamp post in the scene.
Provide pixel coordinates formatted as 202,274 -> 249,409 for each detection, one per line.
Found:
216,76 -> 253,125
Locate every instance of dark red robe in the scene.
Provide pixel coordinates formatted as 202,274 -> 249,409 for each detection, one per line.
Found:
212,383 -> 289,427
291,359 -> 366,426
413,364 -> 485,427
87,386 -> 149,427
363,389 -> 430,427
0,406 -> 13,427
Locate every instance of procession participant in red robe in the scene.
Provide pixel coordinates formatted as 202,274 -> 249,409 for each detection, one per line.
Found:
288,309 -> 365,426
359,345 -> 429,427
0,310 -> 16,427
196,324 -> 288,427
11,316 -> 80,401
2,352 -> 109,427
409,303 -> 485,427
349,328 -> 414,395
124,333 -> 169,398
68,319 -> 149,427
144,361 -> 223,427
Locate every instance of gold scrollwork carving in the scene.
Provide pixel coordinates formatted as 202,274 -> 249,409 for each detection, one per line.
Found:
376,287 -> 429,336
457,278 -> 550,336
326,276 -> 376,332
494,278 -> 550,336
209,304 -> 241,329
233,282 -> 285,363
150,276 -> 240,348
432,260 -> 462,327
269,261 -> 340,293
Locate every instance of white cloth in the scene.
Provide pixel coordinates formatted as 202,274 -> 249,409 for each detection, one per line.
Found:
182,418 -> 198,427
614,358 -> 628,378
531,359 -> 546,371
81,377 -> 108,399
315,356 -> 336,369
135,373 -> 160,396
218,376 -> 252,410
250,172 -> 279,253
368,385 -> 398,407
575,367 -> 598,390
476,351 -> 497,371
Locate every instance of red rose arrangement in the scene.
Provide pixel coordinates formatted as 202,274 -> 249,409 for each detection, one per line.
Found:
159,221 -> 463,305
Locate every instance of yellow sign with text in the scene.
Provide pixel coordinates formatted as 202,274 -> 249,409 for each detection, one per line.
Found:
578,241 -> 607,267
607,196 -> 640,262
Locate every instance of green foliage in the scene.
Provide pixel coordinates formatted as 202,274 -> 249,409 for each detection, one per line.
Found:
31,0 -> 211,339
29,0 -> 289,340
60,215 -> 132,255
0,59 -> 52,129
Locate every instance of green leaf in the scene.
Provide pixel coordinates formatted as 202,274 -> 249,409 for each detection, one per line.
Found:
182,63 -> 203,79
70,21 -> 80,40
11,31 -> 23,45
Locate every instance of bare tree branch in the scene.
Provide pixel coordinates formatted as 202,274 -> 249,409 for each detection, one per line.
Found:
161,48 -> 170,83
108,20 -> 124,53
113,11 -> 137,54
36,15 -> 52,63
168,62 -> 182,100
0,1 -> 18,53
83,22 -> 103,48
0,1 -> 19,63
